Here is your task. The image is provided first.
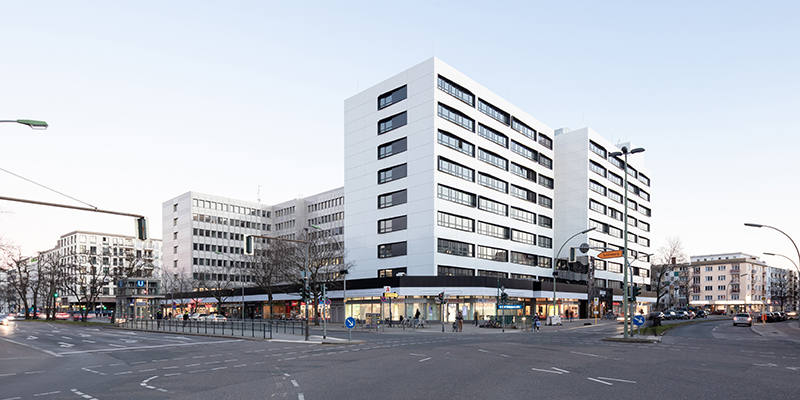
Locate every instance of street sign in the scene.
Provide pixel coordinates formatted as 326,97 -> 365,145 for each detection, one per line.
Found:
384,286 -> 392,293
579,243 -> 590,254
384,292 -> 398,298
345,317 -> 355,329
593,297 -> 599,306
761,296 -> 767,302
598,250 -> 623,259
380,296 -> 386,302
324,299 -> 331,306
632,315 -> 645,326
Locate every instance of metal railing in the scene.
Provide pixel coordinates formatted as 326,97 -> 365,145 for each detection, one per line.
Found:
118,318 -> 305,339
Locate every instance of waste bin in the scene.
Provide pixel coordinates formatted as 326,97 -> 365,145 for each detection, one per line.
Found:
547,315 -> 562,326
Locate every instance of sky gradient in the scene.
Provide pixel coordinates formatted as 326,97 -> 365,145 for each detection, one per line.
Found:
2,1 -> 799,271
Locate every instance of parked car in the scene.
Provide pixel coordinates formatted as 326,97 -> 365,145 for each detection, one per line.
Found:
676,311 -> 691,319
695,310 -> 708,318
648,311 -> 665,320
711,310 -> 727,315
206,314 -> 227,323
733,313 -> 752,327
776,312 -> 788,321
189,313 -> 208,321
55,312 -> 70,320
786,311 -> 797,320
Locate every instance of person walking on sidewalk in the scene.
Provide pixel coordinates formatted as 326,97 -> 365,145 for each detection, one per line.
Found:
533,313 -> 540,332
456,310 -> 463,332
474,312 -> 480,326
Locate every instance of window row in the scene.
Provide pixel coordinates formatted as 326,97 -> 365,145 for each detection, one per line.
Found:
193,228 -> 247,241
308,211 -> 344,227
192,213 -> 267,230
437,238 -> 554,261
589,140 -> 650,187
378,85 -> 407,110
589,180 -> 650,218
193,198 -> 267,217
307,197 -> 344,213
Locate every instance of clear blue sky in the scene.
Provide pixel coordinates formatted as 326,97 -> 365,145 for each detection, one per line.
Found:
2,1 -> 799,271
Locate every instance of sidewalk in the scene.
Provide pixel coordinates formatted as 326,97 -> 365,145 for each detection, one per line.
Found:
750,321 -> 800,338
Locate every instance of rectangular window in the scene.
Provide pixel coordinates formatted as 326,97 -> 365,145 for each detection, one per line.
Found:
538,215 -> 553,229
378,137 -> 407,159
627,199 -> 638,211
438,238 -> 474,257
538,175 -> 554,189
589,238 -> 606,250
538,133 -> 553,150
608,262 -> 622,273
478,197 -> 508,216
510,140 -> 538,162
511,230 -> 536,245
608,171 -> 623,187
478,148 -> 508,170
378,85 -> 407,109
608,225 -> 622,238
590,161 -> 607,178
510,207 -> 536,224
538,236 -> 553,249
639,236 -> 650,247
438,130 -> 474,157
438,184 -> 476,207
609,155 -> 624,170
538,195 -> 553,209
510,185 -> 537,203
438,76 -> 475,106
478,99 -> 510,125
378,189 -> 407,209
378,241 -> 407,258
477,245 -> 508,261
378,164 -> 407,184
639,221 -> 650,232
477,124 -> 509,148
512,118 -> 536,141
438,212 -> 475,232
638,173 -> 651,187
590,199 -> 606,214
438,157 -> 474,181
589,219 -> 608,234
478,270 -> 508,278
627,164 -> 638,179
478,173 -> 508,193
477,221 -> 510,239
705,285 -> 713,291
538,154 -> 553,170
378,112 -> 407,134
608,190 -> 623,204
510,163 -> 536,182
438,103 -> 474,132
438,265 -> 475,277
589,141 -> 607,158
590,180 -> 607,196
378,216 -> 408,233
639,205 -> 651,217
718,285 -> 726,291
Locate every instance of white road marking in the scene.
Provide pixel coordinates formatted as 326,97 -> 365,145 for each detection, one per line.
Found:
164,373 -> 182,377
291,380 -> 299,387
531,368 -> 564,374
284,373 -> 291,377
418,357 -> 432,362
500,354 -> 510,358
139,369 -> 157,372
185,363 -> 201,367
597,377 -> 636,384
588,377 -> 613,385
551,368 -> 570,374
82,340 -> 96,343
478,349 -> 490,353
298,394 -> 305,400
32,391 -> 61,397
571,351 -> 606,358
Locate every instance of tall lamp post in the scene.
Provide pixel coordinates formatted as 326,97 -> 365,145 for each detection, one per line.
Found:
0,119 -> 48,130
553,227 -> 596,323
745,223 -> 800,328
610,146 -> 645,339
214,251 -> 245,320
764,251 -> 800,318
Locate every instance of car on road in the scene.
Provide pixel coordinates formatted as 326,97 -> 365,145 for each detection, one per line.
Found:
55,312 -> 70,320
648,311 -> 665,320
189,313 -> 208,321
695,310 -> 708,318
733,313 -> 752,327
0,314 -> 10,326
786,311 -> 797,320
775,312 -> 787,321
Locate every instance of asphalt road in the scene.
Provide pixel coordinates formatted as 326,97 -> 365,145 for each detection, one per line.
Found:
1,318 -> 798,400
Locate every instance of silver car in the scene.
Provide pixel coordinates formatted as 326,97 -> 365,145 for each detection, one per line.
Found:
732,313 -> 752,327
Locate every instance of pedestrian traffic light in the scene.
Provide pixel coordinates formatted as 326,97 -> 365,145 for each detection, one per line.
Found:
438,292 -> 444,303
501,292 -> 508,304
53,292 -> 58,298
135,217 -> 148,241
244,235 -> 253,255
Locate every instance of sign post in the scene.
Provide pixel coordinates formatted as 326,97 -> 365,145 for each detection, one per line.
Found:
632,314 -> 645,335
345,316 -> 355,342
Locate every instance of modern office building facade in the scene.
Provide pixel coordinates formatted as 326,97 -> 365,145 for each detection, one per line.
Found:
554,127 -> 654,314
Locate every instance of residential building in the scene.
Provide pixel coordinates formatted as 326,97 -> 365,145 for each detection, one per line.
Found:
689,252 -> 770,313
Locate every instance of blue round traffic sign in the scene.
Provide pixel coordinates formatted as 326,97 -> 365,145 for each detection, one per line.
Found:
632,315 -> 645,326
345,317 -> 356,329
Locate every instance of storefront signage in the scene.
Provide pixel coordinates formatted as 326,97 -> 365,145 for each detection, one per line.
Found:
498,304 -> 522,309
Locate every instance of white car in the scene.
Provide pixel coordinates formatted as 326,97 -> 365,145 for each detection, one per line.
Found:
206,314 -> 227,323
732,313 -> 752,327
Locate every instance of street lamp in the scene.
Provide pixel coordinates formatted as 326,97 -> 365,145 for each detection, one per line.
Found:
214,251 -> 245,320
303,227 -> 311,341
610,146 -> 645,339
745,223 -> 800,327
0,119 -> 48,130
764,252 -> 800,316
553,227 -> 596,324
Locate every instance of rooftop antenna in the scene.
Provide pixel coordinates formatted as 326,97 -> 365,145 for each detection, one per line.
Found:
257,185 -> 262,204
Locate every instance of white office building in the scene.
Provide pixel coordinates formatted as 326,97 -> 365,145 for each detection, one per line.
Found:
553,127 -> 654,311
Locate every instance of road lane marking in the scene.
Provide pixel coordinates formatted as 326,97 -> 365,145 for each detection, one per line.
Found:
531,368 -> 564,374
291,380 -> 299,387
69,389 -> 96,400
164,373 -> 182,377
32,391 -> 61,396
597,377 -> 636,384
477,349 -> 489,353
571,351 -> 606,358
24,371 -> 45,375
139,369 -> 157,372
551,368 -> 570,374
298,394 -> 304,400
185,363 -> 201,367
418,357 -> 432,362
57,339 -> 243,355
588,377 -> 613,385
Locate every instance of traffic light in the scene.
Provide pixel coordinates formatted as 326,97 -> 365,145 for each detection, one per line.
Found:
569,247 -> 577,263
632,285 -> 641,300
135,217 -> 148,240
53,292 -> 58,298
438,292 -> 444,303
244,235 -> 253,255
500,292 -> 509,304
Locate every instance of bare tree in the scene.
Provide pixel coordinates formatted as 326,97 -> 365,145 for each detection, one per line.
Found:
770,274 -> 791,311
2,246 -> 32,319
649,263 -> 672,310
161,271 -> 195,317
194,265 -> 237,315
654,237 -> 688,309
249,238 -> 291,320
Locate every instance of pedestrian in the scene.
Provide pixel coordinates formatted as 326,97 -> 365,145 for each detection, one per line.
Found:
533,313 -> 540,332
156,310 -> 162,328
414,309 -> 420,321
183,312 -> 189,327
456,310 -> 463,332
474,312 -> 480,326
568,309 -> 573,322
